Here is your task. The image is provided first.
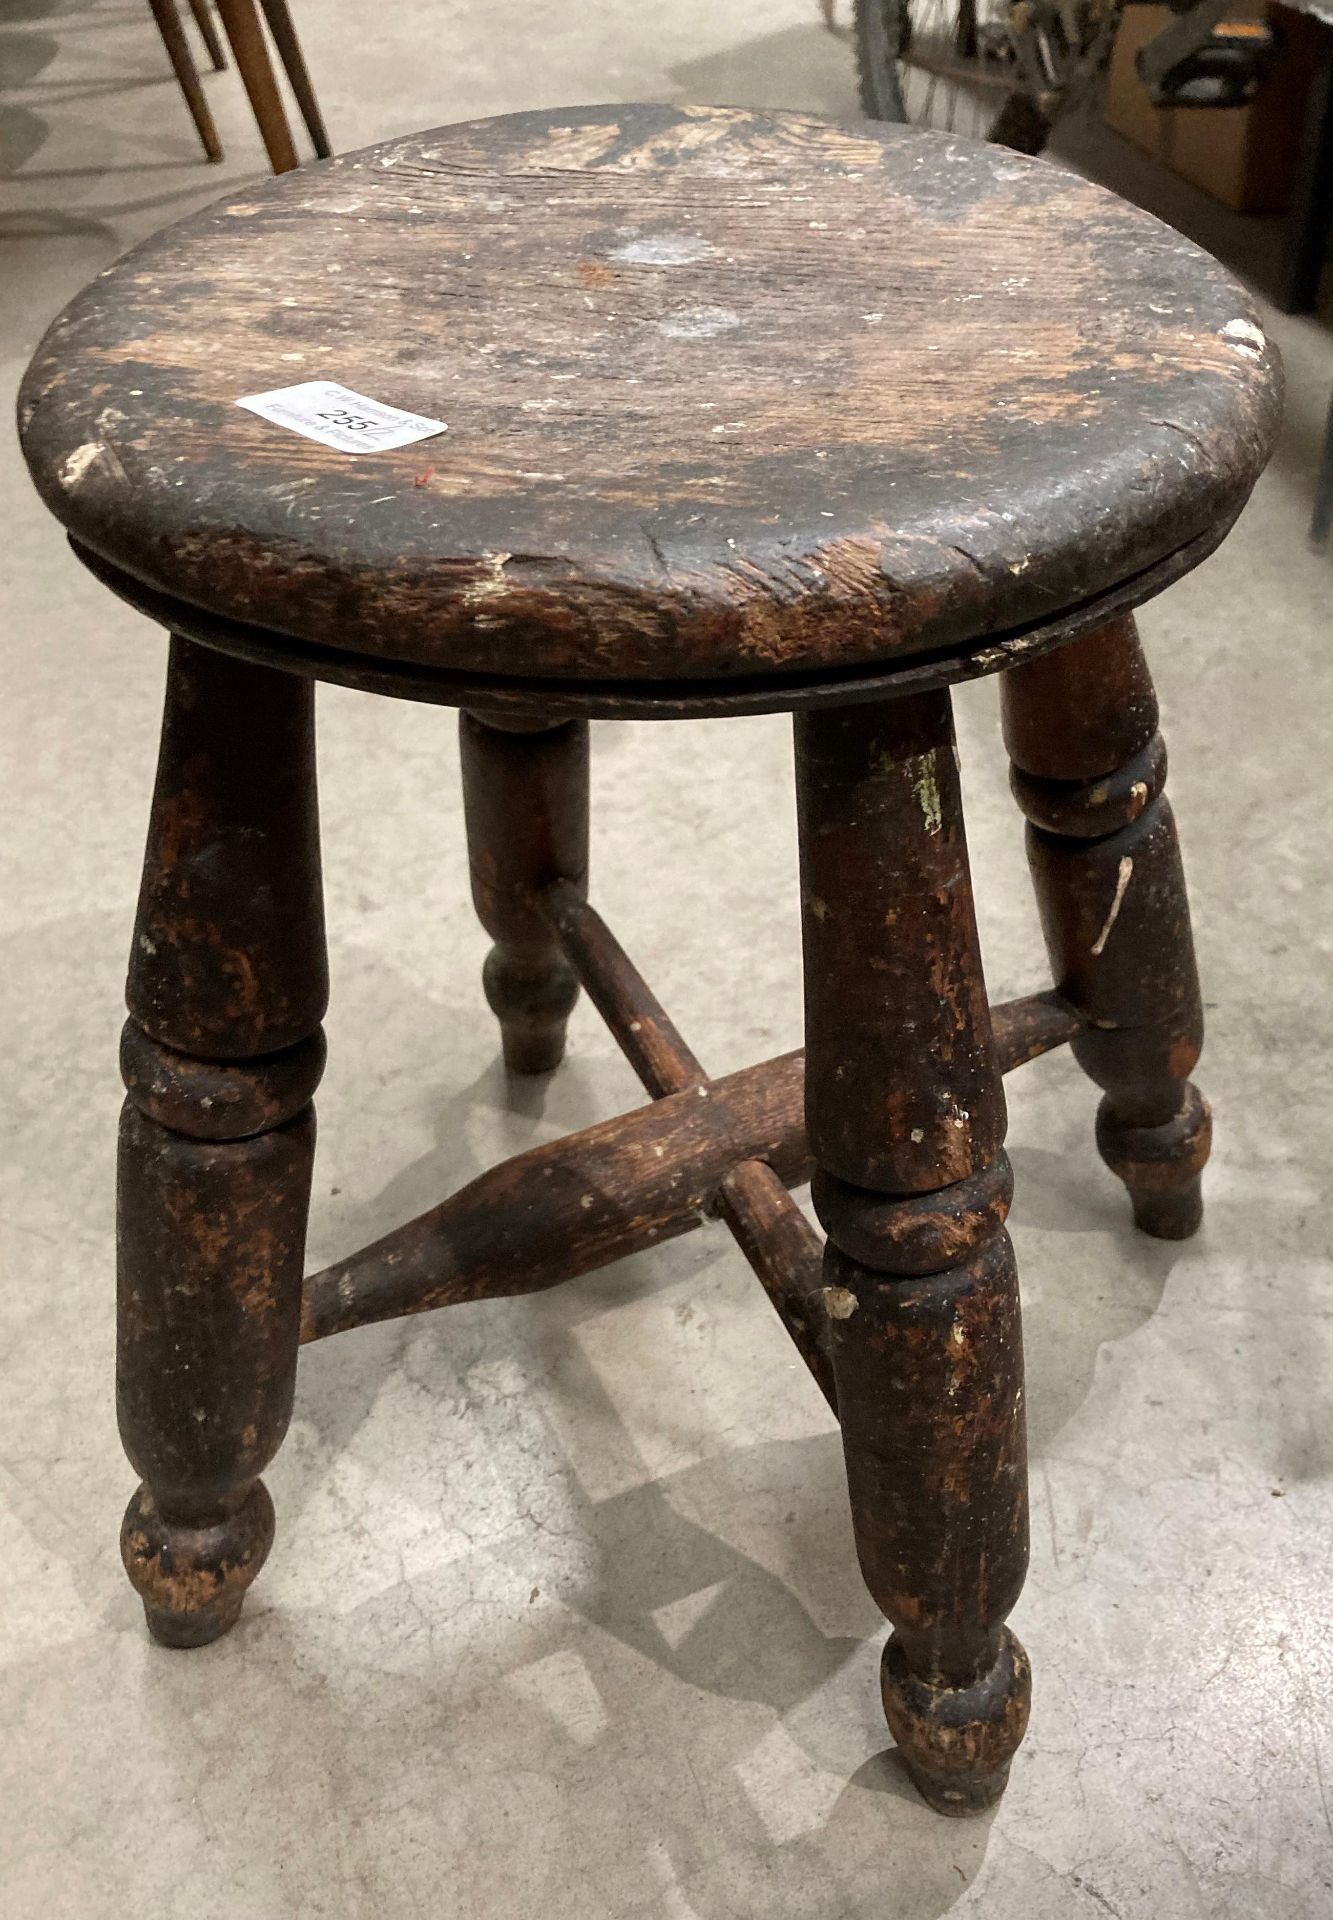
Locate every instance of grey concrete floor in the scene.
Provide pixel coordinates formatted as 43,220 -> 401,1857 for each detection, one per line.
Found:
2,4 -> 1331,1916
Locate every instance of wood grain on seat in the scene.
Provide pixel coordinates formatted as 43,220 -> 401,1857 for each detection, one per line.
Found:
19,103 -> 1280,683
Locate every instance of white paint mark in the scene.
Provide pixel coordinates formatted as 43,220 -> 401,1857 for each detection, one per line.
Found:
657,305 -> 740,340
912,751 -> 943,834
823,1286 -> 859,1320
463,551 -> 512,605
1091,855 -> 1134,956
910,1127 -> 924,1143
1221,318 -> 1265,359
610,234 -> 716,267
59,442 -> 108,489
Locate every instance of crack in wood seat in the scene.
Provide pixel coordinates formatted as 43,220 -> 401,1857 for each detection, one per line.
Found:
20,103 -> 1278,691
17,101 -> 1282,1822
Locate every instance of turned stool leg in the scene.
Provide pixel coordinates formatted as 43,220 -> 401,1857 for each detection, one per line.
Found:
795,694 -> 1030,1816
118,638 -> 326,1646
460,712 -> 589,1075
1001,617 -> 1210,1239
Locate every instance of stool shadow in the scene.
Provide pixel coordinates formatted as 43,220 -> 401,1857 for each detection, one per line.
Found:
237,1429 -> 994,1915
0,100 -> 48,173
1,0 -> 134,19
0,28 -> 59,88
2,894 -> 1318,1912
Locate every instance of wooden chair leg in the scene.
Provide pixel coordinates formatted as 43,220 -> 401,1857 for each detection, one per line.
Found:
795,693 -> 1031,1816
1001,616 -> 1210,1239
1277,27 -> 1333,315
258,0 -> 332,158
118,638 -> 326,1646
214,0 -> 299,174
146,0 -> 223,163
187,0 -> 228,71
460,712 -> 589,1075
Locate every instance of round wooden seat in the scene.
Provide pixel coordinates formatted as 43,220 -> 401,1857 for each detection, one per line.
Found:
20,102 -> 1279,690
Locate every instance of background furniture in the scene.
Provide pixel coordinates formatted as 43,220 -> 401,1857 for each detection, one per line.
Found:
147,0 -> 223,163
1276,0 -> 1333,312
148,0 -> 330,171
17,104 -> 1279,1818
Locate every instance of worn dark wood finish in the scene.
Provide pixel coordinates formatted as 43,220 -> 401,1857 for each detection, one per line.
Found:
187,0 -> 228,72
992,989 -> 1085,1068
543,881 -> 706,1096
796,692 -> 1029,1814
148,0 -> 223,164
258,0 -> 331,159
214,0 -> 298,173
300,1049 -> 812,1343
19,106 -> 1280,687
128,639 -> 326,1058
797,694 -> 1005,1193
66,523 -> 1242,725
460,712 -> 588,1073
539,880 -> 832,1401
1002,617 -> 1210,1238
118,638 -> 325,1645
298,991 -> 1087,1346
714,1162 -> 833,1411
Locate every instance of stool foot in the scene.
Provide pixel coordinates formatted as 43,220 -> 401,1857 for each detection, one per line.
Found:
461,712 -> 589,1078
123,1482 -> 274,1647
1096,1085 -> 1211,1239
882,1630 -> 1031,1816
483,943 -> 579,1073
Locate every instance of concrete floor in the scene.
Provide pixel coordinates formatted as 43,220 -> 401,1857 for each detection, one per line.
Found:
3,4 -> 1332,1916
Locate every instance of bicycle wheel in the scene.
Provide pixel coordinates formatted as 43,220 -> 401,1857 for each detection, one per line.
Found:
855,0 -> 1047,147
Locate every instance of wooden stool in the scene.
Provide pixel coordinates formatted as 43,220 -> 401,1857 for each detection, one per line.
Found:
18,106 -> 1279,1816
